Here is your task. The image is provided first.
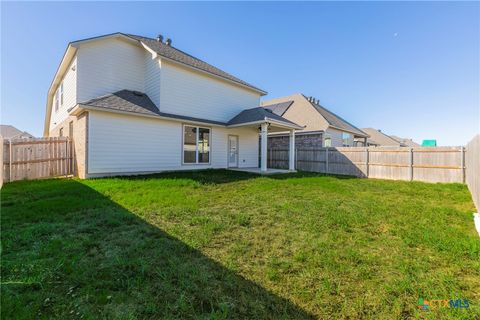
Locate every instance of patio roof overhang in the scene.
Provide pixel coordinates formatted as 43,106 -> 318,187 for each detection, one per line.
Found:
227,117 -> 304,132
226,107 -> 303,131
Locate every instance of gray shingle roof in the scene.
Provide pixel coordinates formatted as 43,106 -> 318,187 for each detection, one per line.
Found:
390,135 -> 420,147
123,34 -> 266,95
262,101 -> 294,116
361,128 -> 404,146
308,98 -> 367,137
81,90 -> 160,116
79,90 -> 226,125
79,90 -> 300,128
228,107 -> 301,127
0,125 -> 34,139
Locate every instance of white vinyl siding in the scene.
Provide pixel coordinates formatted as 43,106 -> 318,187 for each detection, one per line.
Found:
144,53 -> 161,108
87,111 -> 258,175
76,38 -> 146,103
159,60 -> 260,122
50,56 -> 77,132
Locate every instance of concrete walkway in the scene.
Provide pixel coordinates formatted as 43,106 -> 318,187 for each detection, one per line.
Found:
228,167 -> 294,175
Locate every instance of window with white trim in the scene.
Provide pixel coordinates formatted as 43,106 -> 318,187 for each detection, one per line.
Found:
54,90 -> 60,112
324,133 -> 331,147
60,82 -> 64,106
183,125 -> 210,164
342,132 -> 351,147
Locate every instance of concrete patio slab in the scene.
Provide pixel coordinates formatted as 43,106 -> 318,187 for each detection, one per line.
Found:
228,167 -> 295,175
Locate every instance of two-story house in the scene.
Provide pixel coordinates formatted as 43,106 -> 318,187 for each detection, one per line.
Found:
44,33 -> 302,178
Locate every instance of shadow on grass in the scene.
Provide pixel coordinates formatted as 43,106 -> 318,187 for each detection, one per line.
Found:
1,178 -> 314,319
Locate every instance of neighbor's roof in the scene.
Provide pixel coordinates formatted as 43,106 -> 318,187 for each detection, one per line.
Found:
227,107 -> 302,128
75,90 -> 300,128
390,135 -> 420,147
361,128 -> 404,146
0,125 -> 34,139
309,99 -> 367,137
262,94 -> 367,137
124,34 -> 266,95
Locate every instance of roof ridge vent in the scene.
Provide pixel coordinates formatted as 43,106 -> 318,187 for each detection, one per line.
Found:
132,91 -> 144,97
165,38 -> 172,46
156,34 -> 164,42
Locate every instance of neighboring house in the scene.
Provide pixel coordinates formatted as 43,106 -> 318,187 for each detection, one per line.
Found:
44,33 -> 301,178
261,94 -> 368,149
390,135 -> 420,147
422,140 -> 437,147
361,128 -> 407,147
0,125 -> 35,139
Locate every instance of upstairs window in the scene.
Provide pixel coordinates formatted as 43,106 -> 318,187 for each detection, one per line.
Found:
60,82 -> 64,106
183,125 -> 210,164
54,90 -> 59,112
342,132 -> 351,147
54,82 -> 64,112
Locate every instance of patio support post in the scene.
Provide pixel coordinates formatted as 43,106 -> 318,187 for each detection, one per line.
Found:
289,129 -> 295,171
260,122 -> 268,172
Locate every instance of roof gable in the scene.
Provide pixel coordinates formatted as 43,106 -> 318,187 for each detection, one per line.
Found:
305,96 -> 366,137
125,34 -> 266,95
262,94 -> 367,137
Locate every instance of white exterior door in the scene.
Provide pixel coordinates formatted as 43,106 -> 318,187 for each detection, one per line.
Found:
228,135 -> 239,167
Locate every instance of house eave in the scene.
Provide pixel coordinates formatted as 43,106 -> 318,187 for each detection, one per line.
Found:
44,45 -> 78,137
329,125 -> 368,137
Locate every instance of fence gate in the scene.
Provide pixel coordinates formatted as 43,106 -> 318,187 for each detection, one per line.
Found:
2,137 -> 74,183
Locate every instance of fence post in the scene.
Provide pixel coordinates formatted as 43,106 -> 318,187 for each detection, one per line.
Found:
461,146 -> 465,184
9,139 -> 12,182
365,147 -> 369,178
269,148 -> 272,168
409,148 -> 414,181
0,138 -> 3,188
325,147 -> 329,174
295,148 -> 298,170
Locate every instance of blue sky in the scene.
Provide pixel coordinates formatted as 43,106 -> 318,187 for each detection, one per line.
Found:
1,1 -> 479,145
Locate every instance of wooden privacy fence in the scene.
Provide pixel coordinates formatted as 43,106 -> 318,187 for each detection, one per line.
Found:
465,135 -> 479,211
1,137 -> 74,183
268,146 -> 466,183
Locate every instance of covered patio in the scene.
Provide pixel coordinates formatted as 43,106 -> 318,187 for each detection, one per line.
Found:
227,107 -> 303,172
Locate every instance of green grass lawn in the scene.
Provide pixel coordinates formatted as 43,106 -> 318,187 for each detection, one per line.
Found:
1,170 -> 479,319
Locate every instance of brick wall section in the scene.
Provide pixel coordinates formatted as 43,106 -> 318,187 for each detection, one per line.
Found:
267,133 -> 323,150
49,113 -> 88,178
